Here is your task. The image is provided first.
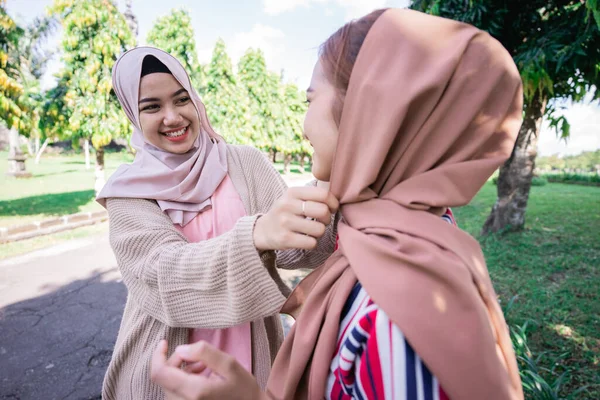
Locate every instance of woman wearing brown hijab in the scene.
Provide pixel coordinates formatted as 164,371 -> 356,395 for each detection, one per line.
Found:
151,8 -> 524,400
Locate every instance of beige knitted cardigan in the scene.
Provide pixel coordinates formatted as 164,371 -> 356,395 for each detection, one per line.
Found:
102,145 -> 337,400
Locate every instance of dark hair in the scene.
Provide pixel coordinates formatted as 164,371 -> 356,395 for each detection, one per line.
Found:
141,55 -> 172,77
319,8 -> 387,125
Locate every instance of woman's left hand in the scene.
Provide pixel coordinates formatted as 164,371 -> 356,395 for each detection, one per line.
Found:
151,340 -> 266,400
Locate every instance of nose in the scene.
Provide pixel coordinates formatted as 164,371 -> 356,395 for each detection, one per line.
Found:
163,105 -> 183,127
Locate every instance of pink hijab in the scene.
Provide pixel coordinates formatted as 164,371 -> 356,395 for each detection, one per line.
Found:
97,47 -> 228,226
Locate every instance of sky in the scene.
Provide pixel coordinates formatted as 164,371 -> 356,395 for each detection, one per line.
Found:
6,0 -> 600,157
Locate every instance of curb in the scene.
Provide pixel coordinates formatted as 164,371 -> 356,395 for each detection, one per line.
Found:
0,211 -> 108,244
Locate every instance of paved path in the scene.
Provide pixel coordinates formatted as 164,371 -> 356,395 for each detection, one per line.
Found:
0,235 -> 123,399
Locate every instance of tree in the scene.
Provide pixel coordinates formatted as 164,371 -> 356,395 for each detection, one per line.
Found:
16,16 -> 57,161
281,82 -> 312,172
49,0 -> 134,194
1,2 -> 56,175
146,9 -> 202,89
203,39 -> 254,145
0,1 -> 25,132
411,0 -> 600,234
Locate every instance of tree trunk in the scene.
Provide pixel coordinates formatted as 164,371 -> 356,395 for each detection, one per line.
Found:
35,134 -> 40,155
84,139 -> 91,170
272,150 -> 277,164
26,138 -> 35,156
482,94 -> 547,235
35,138 -> 50,164
283,153 -> 292,175
299,153 -> 305,171
95,146 -> 106,196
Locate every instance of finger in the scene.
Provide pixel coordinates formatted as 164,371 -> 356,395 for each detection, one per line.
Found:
298,200 -> 332,225
172,373 -> 216,400
167,351 -> 186,368
288,187 -> 339,214
288,217 -> 327,239
185,361 -> 208,374
151,342 -> 194,392
175,342 -> 246,379
287,186 -> 329,204
151,340 -> 169,378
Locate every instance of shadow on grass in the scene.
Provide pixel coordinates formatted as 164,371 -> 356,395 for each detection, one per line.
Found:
0,190 -> 96,217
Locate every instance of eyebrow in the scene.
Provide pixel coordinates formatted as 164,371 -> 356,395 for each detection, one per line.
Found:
139,88 -> 188,104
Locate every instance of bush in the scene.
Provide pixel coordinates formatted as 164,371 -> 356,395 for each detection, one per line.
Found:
491,175 -> 548,186
541,172 -> 600,186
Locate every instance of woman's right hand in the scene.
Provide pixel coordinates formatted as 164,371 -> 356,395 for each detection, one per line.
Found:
253,186 -> 339,251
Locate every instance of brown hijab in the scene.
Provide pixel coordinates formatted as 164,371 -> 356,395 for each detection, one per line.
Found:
267,9 -> 524,400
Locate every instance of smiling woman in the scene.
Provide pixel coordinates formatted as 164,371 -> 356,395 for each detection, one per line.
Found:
94,47 -> 341,400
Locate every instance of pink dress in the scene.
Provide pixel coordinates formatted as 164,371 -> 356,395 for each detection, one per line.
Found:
175,175 -> 252,373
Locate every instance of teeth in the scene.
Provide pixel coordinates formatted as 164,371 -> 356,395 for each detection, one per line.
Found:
164,127 -> 187,137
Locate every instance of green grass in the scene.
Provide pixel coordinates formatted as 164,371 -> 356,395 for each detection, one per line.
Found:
454,183 -> 599,399
0,151 -> 133,227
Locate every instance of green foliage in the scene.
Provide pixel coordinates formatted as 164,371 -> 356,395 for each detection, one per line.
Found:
541,171 -> 600,186
411,0 -> 600,141
537,150 -> 600,171
47,0 -> 134,149
492,175 -> 548,186
531,176 -> 548,186
237,49 -> 281,150
510,322 -> 590,400
202,39 -> 254,145
0,2 -> 25,130
1,2 -> 56,138
6,5 -> 309,159
587,0 -> 600,29
237,48 -> 309,156
146,8 -> 202,88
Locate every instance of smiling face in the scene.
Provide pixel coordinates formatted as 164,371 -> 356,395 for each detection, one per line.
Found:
303,60 -> 341,182
137,72 -> 200,154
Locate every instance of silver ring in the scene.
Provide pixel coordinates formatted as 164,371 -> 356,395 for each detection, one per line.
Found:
301,201 -> 307,217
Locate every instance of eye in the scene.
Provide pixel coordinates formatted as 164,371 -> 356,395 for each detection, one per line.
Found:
140,104 -> 159,112
176,96 -> 191,105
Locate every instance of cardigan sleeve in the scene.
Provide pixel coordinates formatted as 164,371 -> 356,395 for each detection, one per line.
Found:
106,197 -> 286,329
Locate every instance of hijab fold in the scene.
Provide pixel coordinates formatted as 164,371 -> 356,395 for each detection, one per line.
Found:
97,47 -> 228,226
267,9 -> 524,400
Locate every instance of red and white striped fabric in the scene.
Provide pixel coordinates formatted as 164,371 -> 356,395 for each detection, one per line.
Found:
326,210 -> 456,400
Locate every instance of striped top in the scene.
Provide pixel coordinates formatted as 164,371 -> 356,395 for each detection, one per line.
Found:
326,210 -> 456,400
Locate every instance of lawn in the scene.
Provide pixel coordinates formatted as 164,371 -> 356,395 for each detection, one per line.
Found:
0,151 -> 133,227
454,183 -> 599,399
0,152 -> 310,228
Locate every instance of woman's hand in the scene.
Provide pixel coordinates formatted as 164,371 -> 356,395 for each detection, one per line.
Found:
151,340 -> 266,400
253,186 -> 339,251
